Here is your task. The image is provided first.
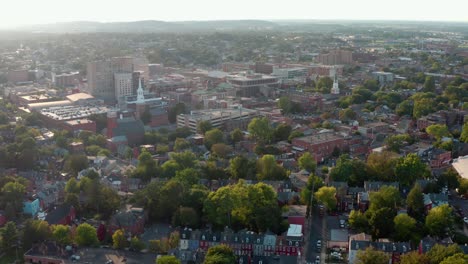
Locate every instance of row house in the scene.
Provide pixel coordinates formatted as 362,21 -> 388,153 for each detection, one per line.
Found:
348,239 -> 411,264
178,228 -> 302,263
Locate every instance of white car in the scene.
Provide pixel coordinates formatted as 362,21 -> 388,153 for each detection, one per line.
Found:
315,256 -> 320,264
463,217 -> 468,224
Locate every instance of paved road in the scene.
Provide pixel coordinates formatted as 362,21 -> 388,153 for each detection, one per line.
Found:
305,206 -> 326,264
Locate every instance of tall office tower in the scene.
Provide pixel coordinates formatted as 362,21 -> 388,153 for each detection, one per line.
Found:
111,57 -> 134,73
87,60 -> 113,102
133,57 -> 150,85
114,72 -> 133,102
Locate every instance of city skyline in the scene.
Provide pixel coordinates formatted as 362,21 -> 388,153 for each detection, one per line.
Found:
1,0 -> 468,29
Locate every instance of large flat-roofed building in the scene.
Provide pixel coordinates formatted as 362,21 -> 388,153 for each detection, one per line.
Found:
292,132 -> 346,162
372,71 -> 394,85
38,105 -> 109,129
316,50 -> 353,65
227,73 -> 279,97
177,106 -> 258,132
54,72 -> 80,88
7,69 -> 29,84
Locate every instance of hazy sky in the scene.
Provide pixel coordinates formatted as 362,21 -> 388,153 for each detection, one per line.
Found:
2,0 -> 467,28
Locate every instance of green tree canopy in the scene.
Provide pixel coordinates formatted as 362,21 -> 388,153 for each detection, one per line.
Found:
230,128 -> 243,145
314,186 -> 337,211
248,117 -> 273,143
229,155 -> 256,180
256,154 -> 286,180
395,154 -> 430,187
426,244 -> 462,264
426,124 -> 451,140
75,223 -> 98,246
298,152 -> 317,173
425,204 -> 454,238
52,225 -> 72,245
0,222 -> 18,253
203,244 -> 236,264
156,255 -> 181,264
393,214 -> 417,242
197,120 -> 212,135
406,184 -> 425,221
112,229 -> 127,249
356,247 -> 390,264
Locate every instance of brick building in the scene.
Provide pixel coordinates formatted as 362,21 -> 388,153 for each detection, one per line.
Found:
292,132 -> 346,163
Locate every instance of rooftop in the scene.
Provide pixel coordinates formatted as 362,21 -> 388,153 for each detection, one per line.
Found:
452,155 -> 468,179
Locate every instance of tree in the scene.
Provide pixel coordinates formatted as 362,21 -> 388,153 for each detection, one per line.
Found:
406,184 -> 425,221
1,181 -> 26,218
229,156 -> 256,180
197,120 -> 212,134
52,225 -> 72,245
348,210 -> 369,233
400,251 -> 430,264
22,220 -> 51,249
278,96 -> 292,113
64,154 -> 89,176
211,143 -> 233,159
273,123 -> 292,142
204,128 -> 224,149
394,214 -> 417,242
395,154 -> 430,187
330,154 -> 368,186
366,151 -> 398,181
423,76 -> 435,92
248,117 -> 273,143
298,152 -> 317,173
230,128 -> 243,145
339,108 -> 357,121
356,247 -> 390,264
174,138 -> 190,152
169,151 -> 198,169
156,255 -> 181,264
425,204 -> 453,238
460,122 -> 468,143
364,79 -> 380,91
314,186 -> 337,211
65,177 -> 80,194
130,236 -> 145,251
75,223 -> 98,246
369,186 -> 401,211
413,98 -> 435,118
368,207 -> 396,239
316,76 -> 333,93
426,124 -> 450,140
426,244 -> 462,264
256,154 -> 286,180
112,229 -> 127,249
203,244 -> 236,264
172,207 -> 199,228
396,100 -> 413,116
439,253 -> 468,264
385,134 -> 413,153
0,222 -> 18,253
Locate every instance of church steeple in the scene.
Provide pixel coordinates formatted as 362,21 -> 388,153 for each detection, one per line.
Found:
331,66 -> 340,95
136,78 -> 145,103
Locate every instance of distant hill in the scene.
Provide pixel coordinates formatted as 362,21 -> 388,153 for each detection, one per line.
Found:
18,20 -> 279,33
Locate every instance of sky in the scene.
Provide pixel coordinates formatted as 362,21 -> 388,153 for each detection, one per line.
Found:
1,0 -> 467,28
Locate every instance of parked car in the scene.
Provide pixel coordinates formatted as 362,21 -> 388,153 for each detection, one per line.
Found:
315,255 -> 320,264
463,217 -> 468,224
